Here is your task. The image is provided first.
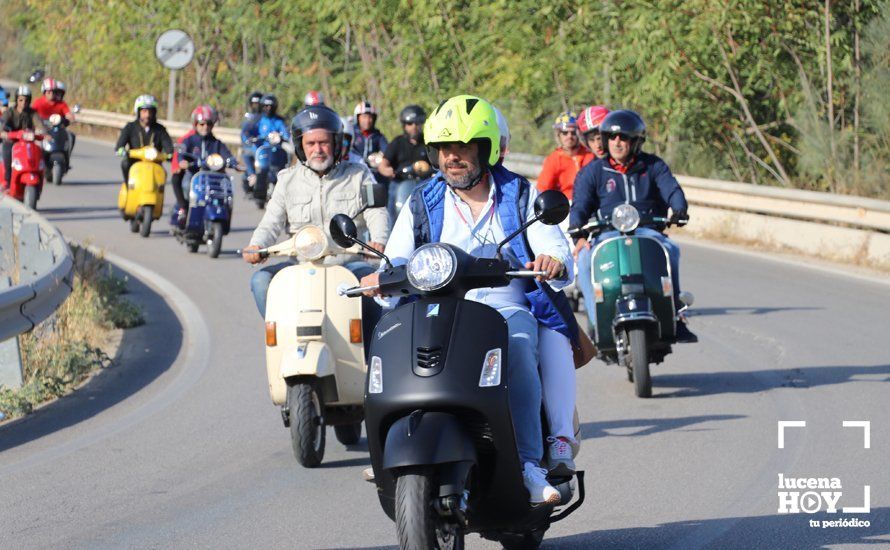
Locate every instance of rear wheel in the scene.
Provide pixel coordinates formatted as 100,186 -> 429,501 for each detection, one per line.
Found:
207,222 -> 223,258
52,162 -> 63,186
129,217 -> 140,233
253,172 -> 267,209
628,328 -> 652,398
500,529 -> 545,550
23,186 -> 38,210
334,422 -> 362,445
139,205 -> 153,237
287,382 -> 325,467
395,468 -> 464,550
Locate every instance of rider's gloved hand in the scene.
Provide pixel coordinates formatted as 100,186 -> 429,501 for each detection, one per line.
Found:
116,147 -> 127,157
669,211 -> 688,226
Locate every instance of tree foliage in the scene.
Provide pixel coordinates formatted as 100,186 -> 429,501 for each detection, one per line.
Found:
1,0 -> 886,197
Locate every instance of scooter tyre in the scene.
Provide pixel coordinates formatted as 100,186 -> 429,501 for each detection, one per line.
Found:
52,162 -> 63,186
395,468 -> 465,550
287,382 -> 325,468
334,422 -> 362,446
129,218 -> 140,233
628,327 -> 652,398
24,186 -> 38,210
500,529 -> 545,550
139,205 -> 153,238
207,222 -> 223,258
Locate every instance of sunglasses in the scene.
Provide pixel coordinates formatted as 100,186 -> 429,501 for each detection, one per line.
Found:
608,133 -> 631,142
559,130 -> 577,136
404,121 -> 420,127
196,122 -> 211,127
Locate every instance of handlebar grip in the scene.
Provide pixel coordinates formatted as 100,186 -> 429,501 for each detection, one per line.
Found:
339,284 -> 379,297
506,270 -> 548,278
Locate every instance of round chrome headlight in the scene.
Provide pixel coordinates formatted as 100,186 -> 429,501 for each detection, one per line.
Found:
293,225 -> 328,261
611,204 -> 641,233
49,113 -> 62,126
144,147 -> 158,161
268,132 -> 282,145
205,153 -> 225,171
407,244 -> 457,291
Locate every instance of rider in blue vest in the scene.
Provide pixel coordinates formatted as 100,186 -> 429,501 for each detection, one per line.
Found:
359,95 -> 580,506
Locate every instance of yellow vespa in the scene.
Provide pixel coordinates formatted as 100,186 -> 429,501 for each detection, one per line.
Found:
117,146 -> 168,237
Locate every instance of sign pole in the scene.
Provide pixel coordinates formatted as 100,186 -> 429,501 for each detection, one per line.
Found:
167,69 -> 177,121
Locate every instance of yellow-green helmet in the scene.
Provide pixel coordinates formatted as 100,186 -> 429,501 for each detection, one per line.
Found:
424,95 -> 500,168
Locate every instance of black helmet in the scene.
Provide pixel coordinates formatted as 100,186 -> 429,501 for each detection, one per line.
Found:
399,104 -> 426,125
290,105 -> 344,164
599,110 -> 646,156
248,91 -> 263,106
260,93 -> 278,115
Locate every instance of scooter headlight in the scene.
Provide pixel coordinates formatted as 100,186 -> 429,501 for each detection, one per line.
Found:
611,204 -> 640,233
479,348 -> 502,387
407,244 -> 457,292
368,356 -> 383,394
11,159 -> 23,171
268,132 -> 282,145
143,147 -> 158,161
49,114 -> 62,126
293,224 -> 328,261
205,153 -> 225,171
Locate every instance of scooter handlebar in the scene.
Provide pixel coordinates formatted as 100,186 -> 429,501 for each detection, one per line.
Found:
505,270 -> 548,278
339,284 -> 379,297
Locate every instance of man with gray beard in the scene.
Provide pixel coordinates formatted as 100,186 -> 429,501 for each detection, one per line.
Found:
243,105 -> 390,330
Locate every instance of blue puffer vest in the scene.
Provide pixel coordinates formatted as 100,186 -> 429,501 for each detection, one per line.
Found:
409,164 -> 580,345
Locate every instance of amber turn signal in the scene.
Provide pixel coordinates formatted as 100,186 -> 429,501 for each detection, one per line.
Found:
265,321 -> 277,346
349,319 -> 362,343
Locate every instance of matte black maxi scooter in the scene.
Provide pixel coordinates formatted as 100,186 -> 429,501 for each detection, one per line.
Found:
331,190 -> 585,550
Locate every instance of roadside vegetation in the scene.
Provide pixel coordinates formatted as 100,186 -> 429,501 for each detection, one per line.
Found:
0,246 -> 143,420
1,1 -> 886,198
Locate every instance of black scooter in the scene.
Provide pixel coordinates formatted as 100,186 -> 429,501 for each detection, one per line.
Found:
332,190 -> 585,550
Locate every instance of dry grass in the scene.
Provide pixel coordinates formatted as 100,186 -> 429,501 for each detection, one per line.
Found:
0,245 -> 143,418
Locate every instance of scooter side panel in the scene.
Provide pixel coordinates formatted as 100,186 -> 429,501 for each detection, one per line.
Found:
324,265 -> 364,404
125,161 -> 160,217
365,298 -> 531,527
591,237 -> 623,348
637,237 -> 677,341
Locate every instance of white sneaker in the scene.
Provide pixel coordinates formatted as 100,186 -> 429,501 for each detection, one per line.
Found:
362,467 -> 375,482
547,436 -> 576,476
522,462 -> 560,505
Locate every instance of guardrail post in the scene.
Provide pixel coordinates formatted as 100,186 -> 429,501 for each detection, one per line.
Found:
18,222 -> 53,283
0,208 -> 14,275
0,276 -> 24,391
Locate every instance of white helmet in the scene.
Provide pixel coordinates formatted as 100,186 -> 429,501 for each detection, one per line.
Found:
340,116 -> 355,139
492,105 -> 510,161
353,100 -> 376,117
133,94 -> 158,114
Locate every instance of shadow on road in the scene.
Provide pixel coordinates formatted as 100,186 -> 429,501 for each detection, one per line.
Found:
689,306 -> 823,317
656,364 -> 890,397
0,262 -> 182,453
341,507 -> 889,549
579,414 -> 745,440
39,205 -> 119,215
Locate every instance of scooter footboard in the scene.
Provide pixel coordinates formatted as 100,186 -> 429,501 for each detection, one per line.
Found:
383,412 -> 477,470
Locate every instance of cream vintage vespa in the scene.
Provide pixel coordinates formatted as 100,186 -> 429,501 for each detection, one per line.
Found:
250,184 -> 388,468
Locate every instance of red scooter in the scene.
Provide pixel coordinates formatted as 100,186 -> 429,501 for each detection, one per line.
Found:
2,129 -> 46,209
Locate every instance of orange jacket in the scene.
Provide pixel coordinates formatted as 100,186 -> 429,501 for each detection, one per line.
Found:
536,146 -> 595,200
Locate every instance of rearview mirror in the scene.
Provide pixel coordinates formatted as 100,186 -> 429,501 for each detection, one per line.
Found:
363,182 -> 388,209
329,214 -> 358,248
72,104 -> 82,114
534,190 -> 570,225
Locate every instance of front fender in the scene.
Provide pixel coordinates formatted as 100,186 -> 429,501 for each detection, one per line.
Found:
383,412 -> 477,470
280,340 -> 334,379
612,295 -> 660,337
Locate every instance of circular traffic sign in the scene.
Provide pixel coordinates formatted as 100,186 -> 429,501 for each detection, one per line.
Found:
154,29 -> 194,70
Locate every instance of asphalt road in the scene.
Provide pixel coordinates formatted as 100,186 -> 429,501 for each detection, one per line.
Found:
1,137 -> 888,549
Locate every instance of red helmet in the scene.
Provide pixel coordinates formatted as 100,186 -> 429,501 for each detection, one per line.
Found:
41,78 -> 59,93
578,105 -> 610,136
191,104 -> 219,126
304,90 -> 324,106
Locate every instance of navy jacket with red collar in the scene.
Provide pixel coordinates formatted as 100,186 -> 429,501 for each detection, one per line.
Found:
569,152 -> 688,229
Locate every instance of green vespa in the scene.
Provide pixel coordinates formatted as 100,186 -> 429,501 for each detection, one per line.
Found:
570,204 -> 693,397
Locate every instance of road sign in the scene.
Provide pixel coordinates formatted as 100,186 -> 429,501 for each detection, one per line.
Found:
155,29 -> 194,70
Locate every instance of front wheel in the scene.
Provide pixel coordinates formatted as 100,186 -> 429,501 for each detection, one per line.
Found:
395,468 -> 464,550
23,186 -> 38,209
52,162 -> 63,186
253,172 -> 267,209
287,382 -> 325,467
139,205 -> 153,237
628,328 -> 652,398
207,222 -> 223,258
500,529 -> 545,550
334,422 -> 362,445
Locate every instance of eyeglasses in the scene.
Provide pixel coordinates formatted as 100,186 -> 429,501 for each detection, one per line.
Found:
196,122 -> 211,127
608,133 -> 631,142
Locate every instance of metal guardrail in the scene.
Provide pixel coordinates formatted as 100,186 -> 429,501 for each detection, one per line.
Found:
0,196 -> 74,388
